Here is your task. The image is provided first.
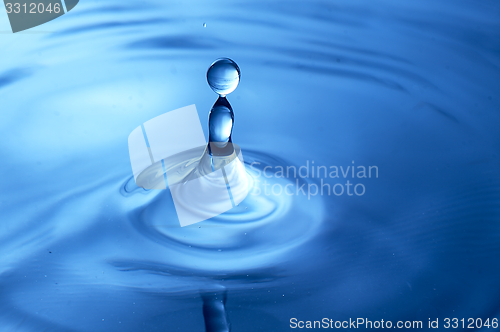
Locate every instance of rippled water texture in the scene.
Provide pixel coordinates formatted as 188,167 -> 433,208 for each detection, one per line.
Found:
0,0 -> 499,331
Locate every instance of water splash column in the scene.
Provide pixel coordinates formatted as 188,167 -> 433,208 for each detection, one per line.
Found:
199,58 -> 241,332
196,57 -> 248,209
206,58 -> 240,159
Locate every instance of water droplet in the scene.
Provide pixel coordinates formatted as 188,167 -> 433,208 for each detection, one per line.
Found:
209,98 -> 233,148
207,58 -> 240,96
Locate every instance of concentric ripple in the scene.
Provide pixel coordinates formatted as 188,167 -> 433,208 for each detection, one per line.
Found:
123,150 -> 324,274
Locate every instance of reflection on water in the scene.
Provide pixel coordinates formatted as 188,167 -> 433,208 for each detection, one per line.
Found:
0,0 -> 499,330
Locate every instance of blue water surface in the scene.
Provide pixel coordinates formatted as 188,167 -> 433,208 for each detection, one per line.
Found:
0,0 -> 499,331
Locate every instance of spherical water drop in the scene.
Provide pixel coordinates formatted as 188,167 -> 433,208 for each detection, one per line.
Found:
207,58 -> 240,96
209,105 -> 233,146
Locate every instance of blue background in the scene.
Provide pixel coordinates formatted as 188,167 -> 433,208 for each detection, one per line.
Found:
0,0 -> 499,331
